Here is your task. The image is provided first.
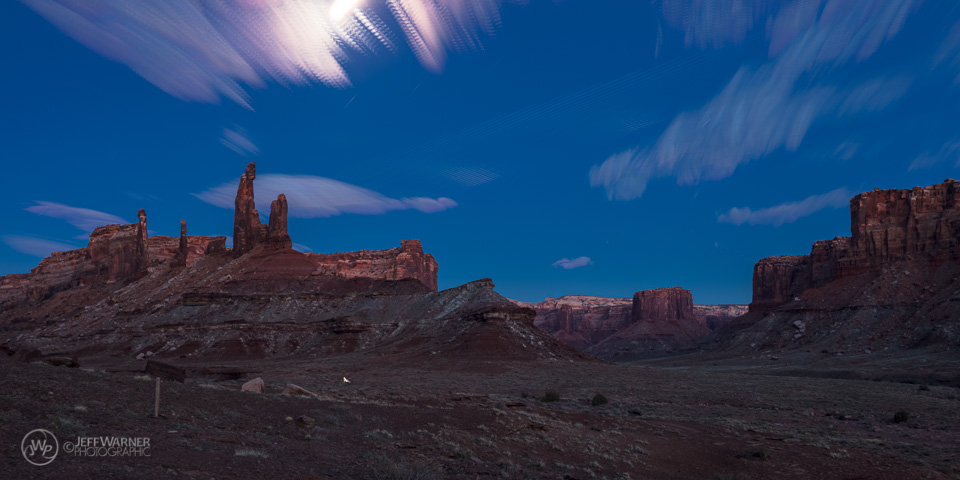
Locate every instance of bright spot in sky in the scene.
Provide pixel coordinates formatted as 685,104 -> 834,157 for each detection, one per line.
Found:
330,0 -> 361,21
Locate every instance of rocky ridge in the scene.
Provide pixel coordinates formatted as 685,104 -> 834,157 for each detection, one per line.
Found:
0,163 -> 582,364
518,290 -> 746,360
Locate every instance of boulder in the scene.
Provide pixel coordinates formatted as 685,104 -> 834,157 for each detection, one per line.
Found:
241,377 -> 265,393
282,384 -> 317,398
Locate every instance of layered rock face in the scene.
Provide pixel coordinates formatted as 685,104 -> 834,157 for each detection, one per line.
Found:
150,235 -> 227,266
523,289 -> 745,360
526,296 -> 634,349
717,180 -> 960,357
751,179 -> 960,312
306,239 -> 439,291
693,304 -> 749,330
0,216 -> 153,309
632,287 -> 695,325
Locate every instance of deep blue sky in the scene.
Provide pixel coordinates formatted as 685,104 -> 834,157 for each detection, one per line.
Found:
3,0 -> 960,304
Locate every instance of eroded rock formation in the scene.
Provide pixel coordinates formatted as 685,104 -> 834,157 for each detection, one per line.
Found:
0,162 -> 442,311
306,239 -> 439,291
176,220 -> 188,267
751,179 -> 960,312
136,209 -> 148,273
265,193 -> 291,249
713,180 -> 960,358
522,289 -> 746,360
233,162 -> 264,257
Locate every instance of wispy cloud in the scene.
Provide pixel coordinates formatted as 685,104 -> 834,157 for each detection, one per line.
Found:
292,243 -> 312,253
656,0 -> 767,50
25,201 -> 128,232
908,141 -> 960,171
718,188 -> 851,227
592,0 -> 920,200
21,0 -> 519,107
552,257 -> 593,270
220,126 -> 260,156
1,235 -> 79,257
194,174 -> 457,218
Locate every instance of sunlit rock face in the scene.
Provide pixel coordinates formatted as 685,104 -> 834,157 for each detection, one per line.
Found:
305,240 -> 439,292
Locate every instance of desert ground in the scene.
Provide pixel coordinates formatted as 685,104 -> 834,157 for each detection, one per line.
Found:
3,351 -> 958,480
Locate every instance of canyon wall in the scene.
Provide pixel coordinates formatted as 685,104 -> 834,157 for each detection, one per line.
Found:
751,179 -> 960,312
306,239 -> 439,291
523,289 -> 746,359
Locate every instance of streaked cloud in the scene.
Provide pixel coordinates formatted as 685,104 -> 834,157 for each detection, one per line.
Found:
592,0 -> 920,201
220,126 -> 260,157
194,174 -> 456,218
908,141 -> 960,171
552,256 -> 593,270
656,0 -> 767,50
718,188 -> 851,227
292,243 -> 312,252
21,0 -> 519,107
1,235 -> 79,257
25,201 -> 128,232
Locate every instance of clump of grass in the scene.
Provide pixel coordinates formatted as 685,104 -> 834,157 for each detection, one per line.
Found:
235,448 -> 269,458
363,429 -> 395,441
591,393 -> 608,406
829,449 -> 850,459
893,410 -> 909,423
54,416 -> 87,436
367,453 -> 438,480
540,391 -> 560,403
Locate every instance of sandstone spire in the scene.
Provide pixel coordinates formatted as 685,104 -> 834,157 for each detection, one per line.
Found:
136,209 -> 148,272
266,193 -> 292,249
233,162 -> 263,257
176,220 -> 188,267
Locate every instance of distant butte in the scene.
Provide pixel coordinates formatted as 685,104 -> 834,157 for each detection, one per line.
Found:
517,290 -> 746,360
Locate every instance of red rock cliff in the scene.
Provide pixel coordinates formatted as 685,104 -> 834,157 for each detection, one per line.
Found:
305,239 -> 439,291
520,289 -> 743,360
632,286 -> 695,325
751,179 -> 960,311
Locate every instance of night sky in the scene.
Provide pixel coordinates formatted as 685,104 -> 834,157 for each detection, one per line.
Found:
3,0 -> 960,304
